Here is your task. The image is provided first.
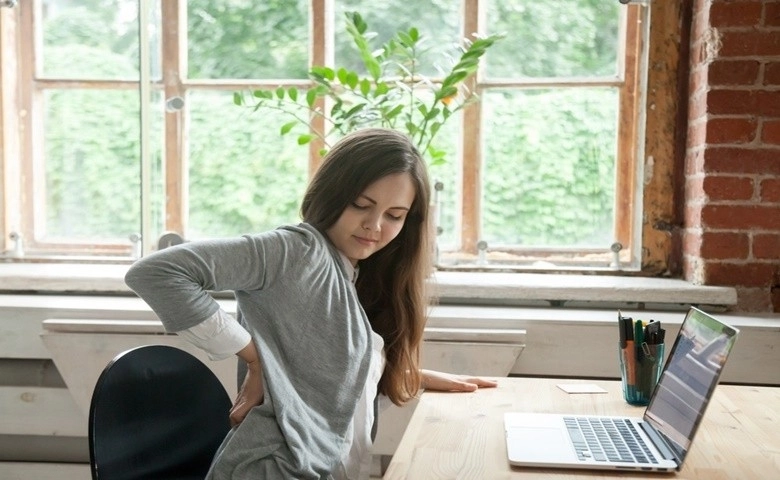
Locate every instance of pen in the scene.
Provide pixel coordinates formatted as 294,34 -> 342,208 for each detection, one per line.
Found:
622,315 -> 636,393
634,319 -> 644,362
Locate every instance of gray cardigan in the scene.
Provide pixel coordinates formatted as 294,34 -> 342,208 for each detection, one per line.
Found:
125,223 -> 372,479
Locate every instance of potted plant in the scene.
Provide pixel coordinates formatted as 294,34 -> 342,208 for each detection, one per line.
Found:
233,11 -> 502,165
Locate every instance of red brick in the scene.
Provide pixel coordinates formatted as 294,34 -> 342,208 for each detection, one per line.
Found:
710,1 -> 763,28
700,231 -> 751,259
708,89 -> 780,116
685,176 -> 706,203
685,203 -> 704,229
703,147 -> 780,174
765,62 -> 780,86
689,65 -> 708,96
706,117 -> 758,144
708,60 -> 760,86
701,204 -> 780,229
760,178 -> 780,202
686,149 -> 706,176
687,120 -> 707,148
755,90 -> 780,116
688,93 -> 707,121
765,3 -> 780,27
704,261 -> 777,287
762,119 -> 780,144
754,233 -> 780,259
707,89 -> 757,115
703,175 -> 755,201
683,230 -> 703,256
718,30 -> 780,57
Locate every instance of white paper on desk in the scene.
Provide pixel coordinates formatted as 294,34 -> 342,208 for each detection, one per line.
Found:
557,383 -> 608,394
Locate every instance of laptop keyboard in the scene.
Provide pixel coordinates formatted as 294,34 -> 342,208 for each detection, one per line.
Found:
564,416 -> 659,464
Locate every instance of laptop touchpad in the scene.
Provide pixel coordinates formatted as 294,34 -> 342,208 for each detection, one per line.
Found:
507,427 -> 573,462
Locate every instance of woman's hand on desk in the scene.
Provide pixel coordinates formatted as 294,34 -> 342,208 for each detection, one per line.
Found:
420,369 -> 498,392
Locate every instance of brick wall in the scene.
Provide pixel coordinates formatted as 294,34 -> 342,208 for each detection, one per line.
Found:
685,0 -> 780,312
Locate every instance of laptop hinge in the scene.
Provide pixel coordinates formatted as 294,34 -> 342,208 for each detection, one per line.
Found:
640,422 -> 677,462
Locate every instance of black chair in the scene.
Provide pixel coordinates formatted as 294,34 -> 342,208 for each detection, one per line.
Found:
88,344 -> 232,480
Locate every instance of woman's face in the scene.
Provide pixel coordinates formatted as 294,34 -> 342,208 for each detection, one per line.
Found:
326,172 -> 416,266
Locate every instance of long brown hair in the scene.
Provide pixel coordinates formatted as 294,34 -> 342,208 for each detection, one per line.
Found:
300,128 -> 431,405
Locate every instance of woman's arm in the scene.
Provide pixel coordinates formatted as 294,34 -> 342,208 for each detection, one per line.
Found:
420,369 -> 498,392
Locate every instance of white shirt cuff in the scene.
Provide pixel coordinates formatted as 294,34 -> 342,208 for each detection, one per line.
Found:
178,308 -> 251,361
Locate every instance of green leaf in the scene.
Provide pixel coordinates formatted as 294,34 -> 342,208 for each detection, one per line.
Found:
348,11 -> 367,34
337,67 -> 349,85
437,85 -> 459,100
287,88 -> 298,102
359,78 -> 371,96
280,121 -> 297,135
375,82 -> 389,96
253,90 -> 273,99
232,92 -> 243,106
385,104 -> 404,119
346,71 -> 359,90
297,134 -> 312,145
343,103 -> 366,118
397,30 -> 415,48
311,66 -> 335,81
366,59 -> 381,80
275,87 -> 286,99
306,89 -> 318,107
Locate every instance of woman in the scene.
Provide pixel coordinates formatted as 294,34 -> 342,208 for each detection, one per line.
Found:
125,128 -> 496,479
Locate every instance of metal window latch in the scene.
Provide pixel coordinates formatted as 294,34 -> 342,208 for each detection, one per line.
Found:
8,231 -> 24,257
129,233 -> 142,259
477,240 -> 488,266
610,242 -> 623,270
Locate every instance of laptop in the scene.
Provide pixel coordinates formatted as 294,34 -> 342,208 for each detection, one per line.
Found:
504,307 -> 739,472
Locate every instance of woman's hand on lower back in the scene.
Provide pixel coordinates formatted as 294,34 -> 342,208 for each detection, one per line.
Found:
229,366 -> 264,427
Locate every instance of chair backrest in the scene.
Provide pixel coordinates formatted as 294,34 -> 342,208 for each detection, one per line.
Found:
88,345 -> 232,480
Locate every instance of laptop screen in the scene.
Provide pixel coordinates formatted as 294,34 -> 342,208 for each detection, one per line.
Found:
643,307 -> 739,462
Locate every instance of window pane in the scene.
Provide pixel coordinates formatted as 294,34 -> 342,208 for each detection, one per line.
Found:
481,88 -> 618,247
428,119 -> 460,248
335,0 -> 461,78
485,0 -> 620,78
187,0 -> 309,79
187,91 -> 308,238
41,0 -> 142,80
43,89 -> 141,240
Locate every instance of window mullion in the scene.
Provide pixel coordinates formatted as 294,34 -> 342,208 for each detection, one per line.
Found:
308,0 -> 332,176
615,4 -> 644,259
460,0 -> 482,254
162,0 -> 186,238
1,5 -> 22,252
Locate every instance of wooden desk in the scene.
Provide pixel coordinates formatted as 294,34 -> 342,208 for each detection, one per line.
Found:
383,377 -> 780,479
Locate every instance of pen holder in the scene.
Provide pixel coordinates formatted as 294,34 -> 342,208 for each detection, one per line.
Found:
619,342 -> 665,406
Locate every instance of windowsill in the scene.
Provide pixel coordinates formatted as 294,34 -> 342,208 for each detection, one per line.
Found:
0,262 -> 737,309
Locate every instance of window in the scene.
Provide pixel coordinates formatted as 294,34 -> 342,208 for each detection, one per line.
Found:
0,0 -> 650,271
